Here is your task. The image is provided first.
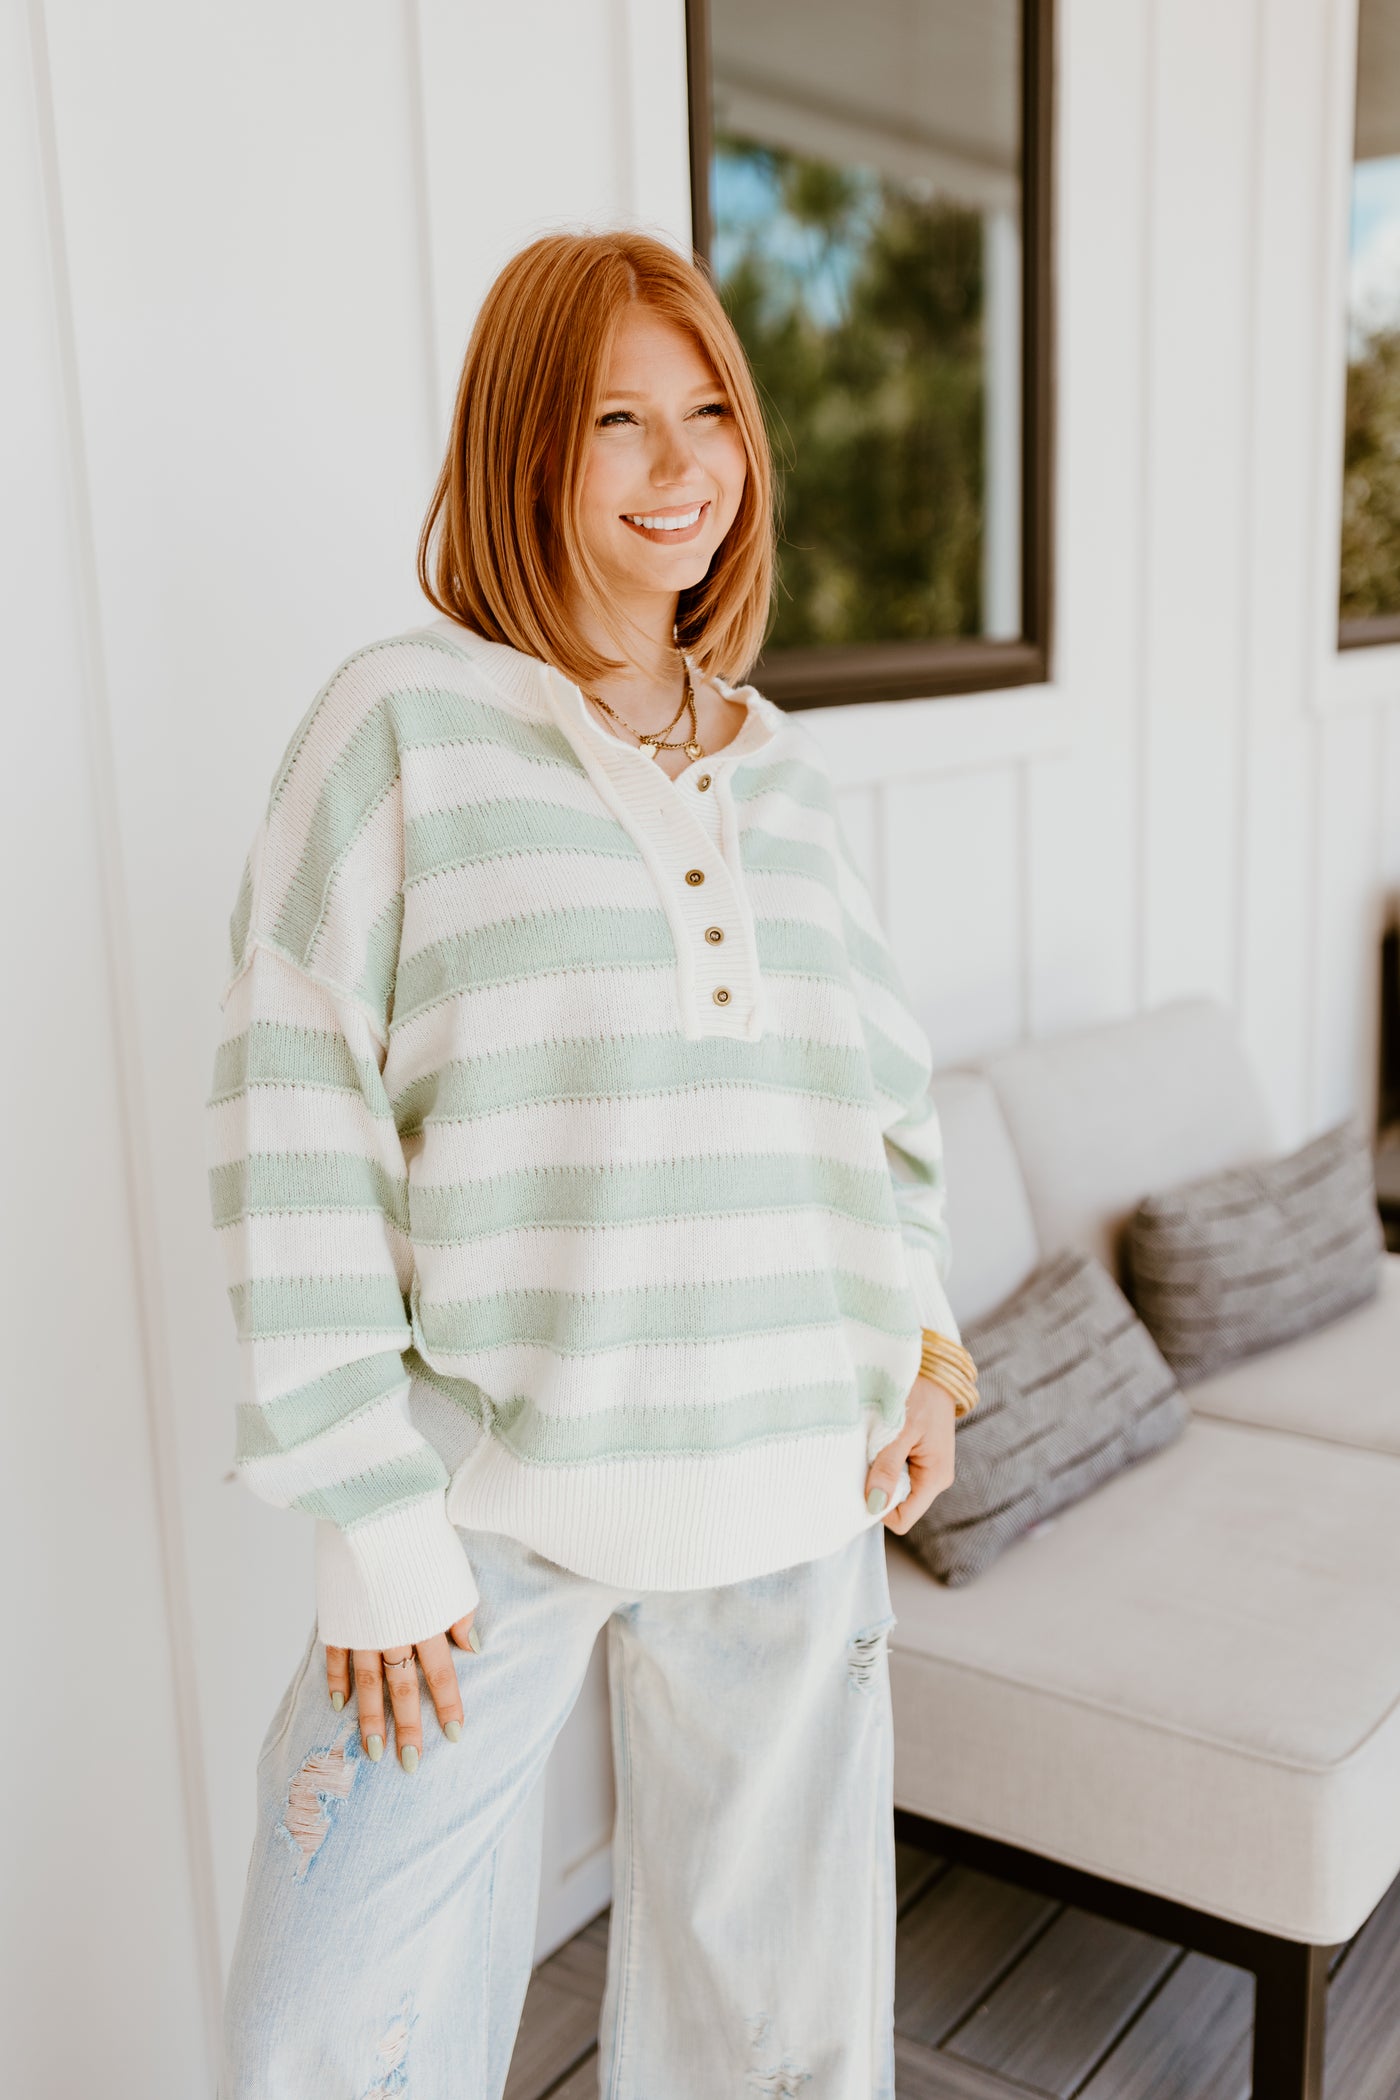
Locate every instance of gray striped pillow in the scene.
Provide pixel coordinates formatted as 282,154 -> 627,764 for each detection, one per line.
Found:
1122,1116 -> 1385,1385
898,1249 -> 1187,1588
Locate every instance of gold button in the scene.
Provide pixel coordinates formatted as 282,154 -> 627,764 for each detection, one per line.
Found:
713,986 -> 731,1005
685,868 -> 705,885
697,774 -> 712,791
705,926 -> 724,944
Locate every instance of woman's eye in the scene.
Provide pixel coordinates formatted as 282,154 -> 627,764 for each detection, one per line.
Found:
597,404 -> 731,428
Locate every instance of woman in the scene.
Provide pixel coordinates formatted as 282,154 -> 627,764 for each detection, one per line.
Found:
207,227 -> 978,2099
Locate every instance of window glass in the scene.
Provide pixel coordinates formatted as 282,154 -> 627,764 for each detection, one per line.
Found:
706,0 -> 1024,650
1342,0 -> 1400,629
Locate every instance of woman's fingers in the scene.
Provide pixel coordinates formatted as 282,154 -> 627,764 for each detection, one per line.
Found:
325,1643 -> 351,1712
382,1650 -> 423,1772
336,1615 -> 481,1770
353,1648 -> 388,1761
415,1632 -> 466,1743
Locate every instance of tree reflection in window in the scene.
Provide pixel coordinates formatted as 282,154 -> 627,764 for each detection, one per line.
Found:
1341,0 -> 1400,628
715,135 -> 990,647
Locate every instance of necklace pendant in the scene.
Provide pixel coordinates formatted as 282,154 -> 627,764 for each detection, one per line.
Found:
685,738 -> 702,759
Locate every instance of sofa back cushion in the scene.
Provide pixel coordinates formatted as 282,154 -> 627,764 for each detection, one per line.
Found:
927,1069 -> 1042,1327
979,996 -> 1275,1289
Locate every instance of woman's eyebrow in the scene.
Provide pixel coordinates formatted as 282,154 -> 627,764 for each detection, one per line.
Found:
599,383 -> 730,400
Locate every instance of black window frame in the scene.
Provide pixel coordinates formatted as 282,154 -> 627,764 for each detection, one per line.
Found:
1338,0 -> 1400,651
685,0 -> 1058,707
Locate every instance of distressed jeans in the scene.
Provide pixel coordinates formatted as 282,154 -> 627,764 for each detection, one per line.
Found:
220,1517 -> 900,2099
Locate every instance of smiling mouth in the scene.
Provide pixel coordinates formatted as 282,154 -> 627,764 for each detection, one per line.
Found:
621,499 -> 711,544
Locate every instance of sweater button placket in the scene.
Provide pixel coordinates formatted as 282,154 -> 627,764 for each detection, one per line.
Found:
682,864 -> 739,1026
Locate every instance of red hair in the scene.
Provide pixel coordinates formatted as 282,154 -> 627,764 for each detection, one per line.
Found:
417,229 -> 775,689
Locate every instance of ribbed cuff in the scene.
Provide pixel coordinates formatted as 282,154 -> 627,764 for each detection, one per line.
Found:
903,1241 -> 962,1346
314,1495 -> 480,1651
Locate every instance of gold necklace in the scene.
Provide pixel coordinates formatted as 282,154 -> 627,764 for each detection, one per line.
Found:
581,646 -> 706,761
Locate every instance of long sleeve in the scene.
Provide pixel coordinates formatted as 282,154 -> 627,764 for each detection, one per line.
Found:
828,808 -> 962,1348
204,673 -> 478,1651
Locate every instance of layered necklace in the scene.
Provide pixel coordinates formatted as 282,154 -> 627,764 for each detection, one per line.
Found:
580,633 -> 705,761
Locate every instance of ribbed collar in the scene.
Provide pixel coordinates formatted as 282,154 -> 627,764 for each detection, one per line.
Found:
416,612 -> 780,771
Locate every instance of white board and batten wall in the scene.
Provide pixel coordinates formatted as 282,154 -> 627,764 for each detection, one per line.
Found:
6,0 -> 1398,2091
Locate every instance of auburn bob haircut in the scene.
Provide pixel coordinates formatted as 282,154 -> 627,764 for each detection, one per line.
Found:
417,228 -> 776,692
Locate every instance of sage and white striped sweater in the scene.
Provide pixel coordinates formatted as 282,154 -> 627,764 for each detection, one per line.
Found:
205,615 -> 959,1650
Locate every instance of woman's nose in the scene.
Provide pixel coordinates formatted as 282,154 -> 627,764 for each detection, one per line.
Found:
648,422 -> 700,483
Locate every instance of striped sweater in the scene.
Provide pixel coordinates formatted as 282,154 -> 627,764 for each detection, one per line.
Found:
205,615 -> 960,1650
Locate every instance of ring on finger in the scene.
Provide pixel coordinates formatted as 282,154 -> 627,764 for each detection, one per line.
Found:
384,1653 -> 416,1670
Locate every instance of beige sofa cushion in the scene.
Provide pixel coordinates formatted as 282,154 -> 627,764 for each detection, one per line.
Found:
886,1414 -> 1400,1945
1184,1252 -> 1400,1456
927,1069 -> 1041,1327
979,996 -> 1275,1288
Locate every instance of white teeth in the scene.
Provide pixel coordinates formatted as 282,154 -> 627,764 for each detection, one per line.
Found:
625,505 -> 704,530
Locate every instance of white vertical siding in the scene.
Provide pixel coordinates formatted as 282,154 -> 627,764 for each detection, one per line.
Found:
5,0 -> 1394,2089
981,0 -> 1150,1040
4,0 -> 211,2089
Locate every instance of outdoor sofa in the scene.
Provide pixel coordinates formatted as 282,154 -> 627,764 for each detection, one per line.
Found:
887,994 -> 1400,2100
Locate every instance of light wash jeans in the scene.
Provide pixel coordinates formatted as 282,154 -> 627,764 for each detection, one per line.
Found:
221,1518 -> 900,2099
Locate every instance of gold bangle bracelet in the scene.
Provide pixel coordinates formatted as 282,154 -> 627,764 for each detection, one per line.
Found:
919,1356 -> 976,1397
919,1327 -> 977,1372
918,1329 -> 980,1418
919,1347 -> 977,1390
919,1373 -> 978,1419
919,1336 -> 979,1389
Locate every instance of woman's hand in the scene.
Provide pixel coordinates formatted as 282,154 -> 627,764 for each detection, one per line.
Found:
324,1610 -> 480,1773
864,1374 -> 959,1534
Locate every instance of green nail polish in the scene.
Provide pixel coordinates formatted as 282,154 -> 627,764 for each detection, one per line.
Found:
366,1732 -> 383,1761
400,1743 -> 419,1774
467,1624 -> 481,1653
330,1690 -> 344,1711
866,1486 -> 888,1515
444,1719 -> 462,1742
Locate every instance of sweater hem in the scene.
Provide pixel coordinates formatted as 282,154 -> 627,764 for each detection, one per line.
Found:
443,1421 -> 913,1592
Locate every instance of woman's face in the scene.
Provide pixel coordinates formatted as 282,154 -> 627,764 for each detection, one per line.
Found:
577,304 -> 747,622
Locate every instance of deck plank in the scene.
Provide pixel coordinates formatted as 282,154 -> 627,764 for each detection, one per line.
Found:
940,1907 -> 1178,2096
1324,1869 -> 1400,2100
539,1907 -> 610,2007
895,2031 -> 1047,2098
1076,1950 -> 1252,2100
501,1970 -> 599,2100
897,1835 -> 948,1911
534,2051 -> 601,2099
896,1863 -> 1061,2044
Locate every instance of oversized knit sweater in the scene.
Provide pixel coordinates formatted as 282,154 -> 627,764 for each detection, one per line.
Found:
205,614 -> 960,1651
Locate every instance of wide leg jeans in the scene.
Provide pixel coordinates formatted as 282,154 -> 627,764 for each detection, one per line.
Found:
220,1516 -> 900,2099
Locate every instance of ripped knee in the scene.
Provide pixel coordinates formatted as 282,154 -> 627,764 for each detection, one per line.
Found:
745,2010 -> 812,2094
358,1995 -> 417,2098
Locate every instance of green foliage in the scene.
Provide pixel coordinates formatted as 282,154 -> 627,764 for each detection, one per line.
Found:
715,134 -> 989,648
1341,329 -> 1400,620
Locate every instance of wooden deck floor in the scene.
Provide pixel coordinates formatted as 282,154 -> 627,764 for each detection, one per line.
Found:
502,1841 -> 1400,2099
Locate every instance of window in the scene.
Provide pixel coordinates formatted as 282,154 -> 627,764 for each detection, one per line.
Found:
686,0 -> 1056,706
1341,0 -> 1400,645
